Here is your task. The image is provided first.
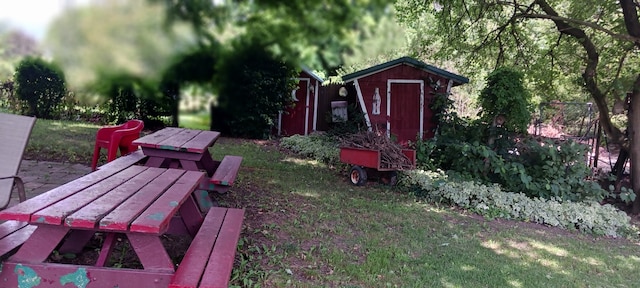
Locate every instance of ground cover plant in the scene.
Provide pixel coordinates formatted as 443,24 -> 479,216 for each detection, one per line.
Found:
20,118 -> 640,287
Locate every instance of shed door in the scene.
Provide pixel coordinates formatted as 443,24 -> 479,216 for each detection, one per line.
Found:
280,78 -> 310,136
388,80 -> 424,144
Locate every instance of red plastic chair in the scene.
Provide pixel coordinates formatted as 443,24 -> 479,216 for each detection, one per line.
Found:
91,119 -> 144,171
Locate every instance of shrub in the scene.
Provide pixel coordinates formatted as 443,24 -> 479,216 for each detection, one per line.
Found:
401,169 -> 636,238
213,37 -> 298,139
14,56 -> 66,119
280,133 -> 340,166
92,71 -> 171,124
478,67 -> 532,133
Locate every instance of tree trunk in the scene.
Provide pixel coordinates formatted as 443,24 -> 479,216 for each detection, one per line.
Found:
630,75 -> 640,214
620,0 -> 640,214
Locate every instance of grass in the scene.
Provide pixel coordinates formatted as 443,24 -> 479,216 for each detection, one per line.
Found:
20,116 -> 640,287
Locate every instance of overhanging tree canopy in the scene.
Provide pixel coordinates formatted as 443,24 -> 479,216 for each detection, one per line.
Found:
395,0 -> 640,213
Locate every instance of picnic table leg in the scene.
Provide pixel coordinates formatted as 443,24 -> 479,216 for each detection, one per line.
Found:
145,156 -> 166,168
179,194 -> 206,236
127,233 -> 175,272
10,226 -> 69,262
96,232 -> 117,267
200,149 -> 217,176
179,159 -> 199,171
57,230 -> 95,254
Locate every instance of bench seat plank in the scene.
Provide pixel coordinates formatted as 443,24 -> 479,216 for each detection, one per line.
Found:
210,155 -> 243,186
169,208 -> 227,288
99,169 -> 185,231
0,221 -> 36,257
31,166 -> 147,225
199,208 -> 245,288
130,170 -> 205,234
65,168 -> 166,228
169,207 -> 244,288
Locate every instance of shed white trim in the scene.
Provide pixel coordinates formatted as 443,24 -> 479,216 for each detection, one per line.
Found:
353,79 -> 372,130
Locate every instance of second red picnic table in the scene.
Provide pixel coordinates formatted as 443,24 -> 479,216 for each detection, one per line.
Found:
132,127 -> 221,176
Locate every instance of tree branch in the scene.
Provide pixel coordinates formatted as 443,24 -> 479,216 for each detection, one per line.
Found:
518,13 -> 640,43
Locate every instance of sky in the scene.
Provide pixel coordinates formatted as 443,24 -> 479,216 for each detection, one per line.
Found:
0,0 -> 89,41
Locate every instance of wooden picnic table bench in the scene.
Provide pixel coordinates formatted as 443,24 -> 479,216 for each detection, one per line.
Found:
0,151 -> 245,287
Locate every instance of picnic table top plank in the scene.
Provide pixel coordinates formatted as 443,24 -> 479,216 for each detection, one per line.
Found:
181,130 -> 220,153
0,165 -> 146,223
132,127 -> 182,148
31,166 -> 147,225
130,170 -> 205,234
65,168 -> 166,229
99,169 -> 186,231
156,129 -> 202,151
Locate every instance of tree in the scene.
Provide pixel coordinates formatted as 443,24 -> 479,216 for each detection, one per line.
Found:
45,0 -> 195,91
478,67 -> 532,134
14,56 -> 66,119
212,36 -> 297,138
151,0 -> 394,75
395,0 -> 640,213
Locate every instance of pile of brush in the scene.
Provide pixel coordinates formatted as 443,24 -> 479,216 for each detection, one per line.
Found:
340,131 -> 414,170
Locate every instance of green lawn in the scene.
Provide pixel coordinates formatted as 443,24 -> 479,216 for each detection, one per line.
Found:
22,119 -> 640,288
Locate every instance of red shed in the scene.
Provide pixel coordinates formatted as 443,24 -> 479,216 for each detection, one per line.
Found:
341,57 -> 469,144
278,68 -> 324,136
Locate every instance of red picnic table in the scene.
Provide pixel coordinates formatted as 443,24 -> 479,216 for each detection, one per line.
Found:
132,127 -> 220,175
0,152 -> 244,287
132,127 -> 243,195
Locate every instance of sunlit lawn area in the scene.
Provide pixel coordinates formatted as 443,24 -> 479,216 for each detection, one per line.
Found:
20,117 -> 640,287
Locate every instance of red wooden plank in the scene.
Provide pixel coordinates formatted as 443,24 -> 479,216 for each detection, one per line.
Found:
169,207 -> 227,288
10,225 -> 69,262
0,164 -> 140,222
0,261 -> 173,287
0,220 -> 28,238
0,222 -> 36,257
181,131 -> 220,153
210,156 -> 243,186
132,127 -> 182,148
157,129 -> 201,151
130,170 -> 204,234
30,166 -> 147,225
97,150 -> 147,171
128,233 -> 175,272
99,169 -> 185,231
65,167 -> 166,228
199,208 -> 245,288
141,148 -> 204,161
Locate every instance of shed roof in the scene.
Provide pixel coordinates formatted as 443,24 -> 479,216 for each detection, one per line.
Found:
341,57 -> 469,86
302,66 -> 324,82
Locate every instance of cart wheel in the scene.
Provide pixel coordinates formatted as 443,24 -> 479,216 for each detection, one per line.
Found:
388,171 -> 398,186
349,166 -> 367,186
380,171 -> 398,186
